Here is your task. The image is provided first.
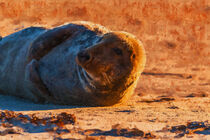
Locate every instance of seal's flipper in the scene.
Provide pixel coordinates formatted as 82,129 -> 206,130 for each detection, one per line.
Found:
25,59 -> 54,103
28,24 -> 85,62
0,36 -> 2,41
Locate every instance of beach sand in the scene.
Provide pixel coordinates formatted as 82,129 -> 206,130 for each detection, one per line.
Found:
0,0 -> 209,139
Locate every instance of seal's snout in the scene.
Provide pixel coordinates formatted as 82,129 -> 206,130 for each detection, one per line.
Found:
77,50 -> 91,64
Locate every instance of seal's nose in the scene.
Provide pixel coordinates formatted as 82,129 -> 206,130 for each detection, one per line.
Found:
77,50 -> 91,64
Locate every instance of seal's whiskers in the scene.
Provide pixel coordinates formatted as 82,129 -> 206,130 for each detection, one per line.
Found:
102,72 -> 112,85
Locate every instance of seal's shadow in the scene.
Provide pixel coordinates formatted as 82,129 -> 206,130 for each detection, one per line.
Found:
0,94 -> 82,111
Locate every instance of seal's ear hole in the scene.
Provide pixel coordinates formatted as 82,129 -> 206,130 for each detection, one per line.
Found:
112,48 -> 123,56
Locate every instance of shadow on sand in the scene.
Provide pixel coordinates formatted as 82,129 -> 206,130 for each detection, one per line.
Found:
0,94 -> 83,111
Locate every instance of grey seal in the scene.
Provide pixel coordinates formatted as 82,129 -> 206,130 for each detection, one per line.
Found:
0,21 -> 146,106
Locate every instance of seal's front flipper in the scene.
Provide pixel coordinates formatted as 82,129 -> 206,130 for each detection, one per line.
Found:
0,36 -> 2,41
28,24 -> 85,62
25,59 -> 53,103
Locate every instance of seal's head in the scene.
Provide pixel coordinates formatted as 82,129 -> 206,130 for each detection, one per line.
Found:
76,32 -> 146,106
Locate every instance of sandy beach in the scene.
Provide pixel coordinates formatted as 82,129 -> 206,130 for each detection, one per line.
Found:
0,0 -> 209,139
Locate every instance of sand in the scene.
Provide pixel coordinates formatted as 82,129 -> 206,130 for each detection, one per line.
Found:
0,0 -> 209,139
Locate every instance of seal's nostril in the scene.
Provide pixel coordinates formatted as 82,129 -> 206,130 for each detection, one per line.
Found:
78,51 -> 91,63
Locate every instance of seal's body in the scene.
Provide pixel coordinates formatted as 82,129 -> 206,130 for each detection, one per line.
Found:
0,21 -> 146,106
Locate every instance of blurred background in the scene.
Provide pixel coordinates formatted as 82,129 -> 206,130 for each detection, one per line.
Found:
0,0 -> 209,98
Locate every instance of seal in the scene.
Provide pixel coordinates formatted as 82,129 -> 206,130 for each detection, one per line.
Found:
0,21 -> 146,106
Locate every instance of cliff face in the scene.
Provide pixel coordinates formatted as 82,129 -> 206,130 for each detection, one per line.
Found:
0,0 -> 209,97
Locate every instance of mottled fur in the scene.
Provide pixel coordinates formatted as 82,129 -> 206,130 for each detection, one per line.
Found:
0,21 -> 146,106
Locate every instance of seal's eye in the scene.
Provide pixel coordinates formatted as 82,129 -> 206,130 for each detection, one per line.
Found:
132,54 -> 136,59
112,48 -> 123,56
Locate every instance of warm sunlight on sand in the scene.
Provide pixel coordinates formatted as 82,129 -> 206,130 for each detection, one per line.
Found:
0,0 -> 209,139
